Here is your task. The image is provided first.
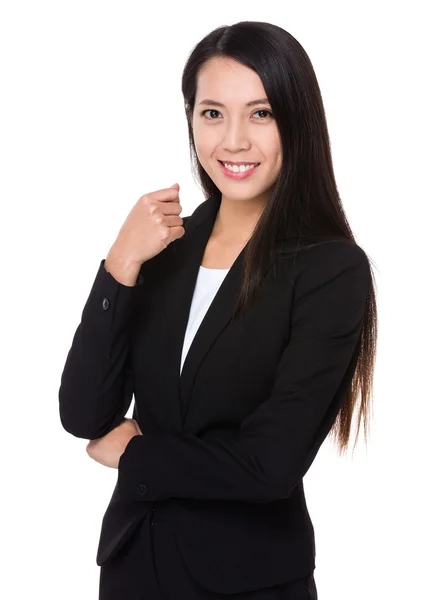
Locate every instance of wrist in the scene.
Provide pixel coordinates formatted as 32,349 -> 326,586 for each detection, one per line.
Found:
104,250 -> 142,287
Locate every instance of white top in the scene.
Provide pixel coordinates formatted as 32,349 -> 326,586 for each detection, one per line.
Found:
180,265 -> 230,375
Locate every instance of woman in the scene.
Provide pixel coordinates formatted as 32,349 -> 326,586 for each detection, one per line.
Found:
59,21 -> 378,600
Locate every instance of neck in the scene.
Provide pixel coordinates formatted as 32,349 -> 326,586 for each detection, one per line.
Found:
212,194 -> 266,244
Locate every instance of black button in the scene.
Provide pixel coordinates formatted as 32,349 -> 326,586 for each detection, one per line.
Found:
137,484 -> 147,496
102,297 -> 110,310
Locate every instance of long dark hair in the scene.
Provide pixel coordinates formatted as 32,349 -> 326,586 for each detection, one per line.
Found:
180,21 -> 378,454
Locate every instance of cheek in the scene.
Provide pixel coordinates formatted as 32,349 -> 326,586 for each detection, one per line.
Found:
194,137 -> 219,169
268,148 -> 283,170
264,132 -> 282,158
194,125 -> 213,149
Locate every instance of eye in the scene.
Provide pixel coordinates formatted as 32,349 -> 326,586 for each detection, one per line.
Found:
201,109 -> 273,120
253,109 -> 273,119
201,109 -> 221,120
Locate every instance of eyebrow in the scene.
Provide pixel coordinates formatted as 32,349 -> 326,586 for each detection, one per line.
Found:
197,98 -> 271,108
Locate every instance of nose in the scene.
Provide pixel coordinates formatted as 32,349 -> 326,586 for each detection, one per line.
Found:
221,120 -> 252,153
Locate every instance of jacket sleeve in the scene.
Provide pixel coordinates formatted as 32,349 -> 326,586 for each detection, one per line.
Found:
117,242 -> 372,504
58,259 -> 144,440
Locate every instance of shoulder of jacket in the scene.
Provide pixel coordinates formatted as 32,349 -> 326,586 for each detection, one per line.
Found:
300,239 -> 368,264
279,237 -> 368,266
289,239 -> 371,293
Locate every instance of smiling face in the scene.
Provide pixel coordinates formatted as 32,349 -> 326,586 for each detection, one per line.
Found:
192,57 -> 282,207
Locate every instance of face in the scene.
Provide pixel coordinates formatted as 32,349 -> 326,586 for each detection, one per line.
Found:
192,57 -> 282,207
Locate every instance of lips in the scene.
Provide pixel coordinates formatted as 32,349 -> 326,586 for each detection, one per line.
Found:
218,160 -> 261,180
218,161 -> 261,166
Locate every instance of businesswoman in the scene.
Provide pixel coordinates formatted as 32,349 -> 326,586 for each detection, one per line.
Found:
59,21 -> 378,600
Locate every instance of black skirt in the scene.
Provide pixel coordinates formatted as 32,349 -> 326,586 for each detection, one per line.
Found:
99,512 -> 318,600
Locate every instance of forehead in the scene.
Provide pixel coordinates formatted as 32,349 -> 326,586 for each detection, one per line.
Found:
195,57 -> 266,104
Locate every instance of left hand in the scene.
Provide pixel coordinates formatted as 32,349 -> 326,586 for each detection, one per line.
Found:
86,418 -> 143,469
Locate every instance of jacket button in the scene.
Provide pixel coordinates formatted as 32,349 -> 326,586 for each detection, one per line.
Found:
102,297 -> 110,310
137,484 -> 147,496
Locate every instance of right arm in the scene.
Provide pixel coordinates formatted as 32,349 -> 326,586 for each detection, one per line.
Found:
58,257 -> 144,440
58,184 -> 185,440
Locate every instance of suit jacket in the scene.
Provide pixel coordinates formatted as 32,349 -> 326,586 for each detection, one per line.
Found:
58,192 -> 371,595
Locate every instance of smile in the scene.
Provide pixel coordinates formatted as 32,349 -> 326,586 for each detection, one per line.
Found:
218,160 -> 260,180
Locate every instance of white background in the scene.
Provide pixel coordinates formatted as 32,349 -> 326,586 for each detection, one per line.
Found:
1,1 -> 439,598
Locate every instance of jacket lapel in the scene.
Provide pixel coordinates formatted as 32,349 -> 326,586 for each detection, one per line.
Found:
157,192 -> 249,431
178,238 -> 248,426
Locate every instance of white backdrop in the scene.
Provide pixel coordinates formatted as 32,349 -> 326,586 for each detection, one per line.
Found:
1,1 -> 438,598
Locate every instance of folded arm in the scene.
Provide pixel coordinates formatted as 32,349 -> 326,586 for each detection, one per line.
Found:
117,242 -> 371,504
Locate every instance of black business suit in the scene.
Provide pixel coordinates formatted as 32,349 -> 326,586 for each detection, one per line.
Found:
59,192 -> 371,599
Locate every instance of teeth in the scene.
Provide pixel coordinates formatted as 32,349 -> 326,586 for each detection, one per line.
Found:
223,162 -> 259,173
